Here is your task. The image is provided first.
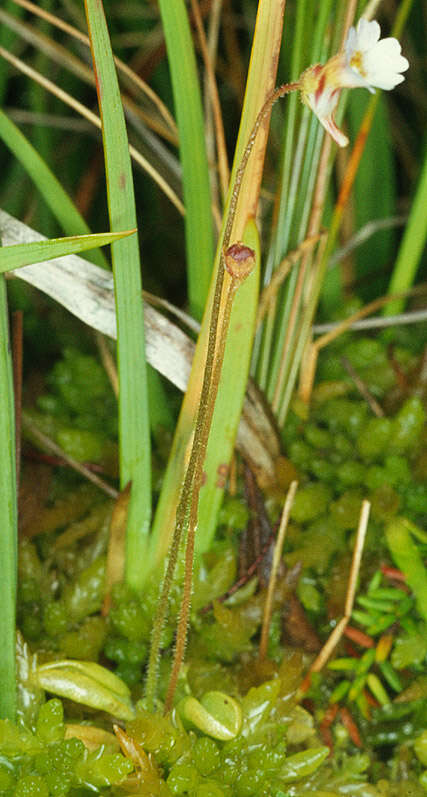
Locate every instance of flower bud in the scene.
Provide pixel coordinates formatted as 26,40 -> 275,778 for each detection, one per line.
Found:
224,242 -> 255,283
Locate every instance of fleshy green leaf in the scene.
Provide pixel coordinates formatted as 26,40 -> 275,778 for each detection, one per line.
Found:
31,660 -> 135,720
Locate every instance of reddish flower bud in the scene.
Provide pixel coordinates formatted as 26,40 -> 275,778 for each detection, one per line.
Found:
224,242 -> 256,282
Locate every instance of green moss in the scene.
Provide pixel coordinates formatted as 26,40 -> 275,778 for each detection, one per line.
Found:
290,483 -> 332,523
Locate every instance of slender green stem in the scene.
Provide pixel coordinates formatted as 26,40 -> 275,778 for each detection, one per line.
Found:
148,2 -> 286,578
0,276 -> 17,721
223,83 -> 300,250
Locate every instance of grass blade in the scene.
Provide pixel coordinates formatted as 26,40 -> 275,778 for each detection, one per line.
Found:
0,275 -> 17,721
346,92 -> 396,301
157,0 -> 214,320
385,146 -> 427,316
84,0 -> 151,592
0,230 -> 135,273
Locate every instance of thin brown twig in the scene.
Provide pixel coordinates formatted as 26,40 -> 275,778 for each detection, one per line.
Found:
257,234 -> 325,327
341,356 -> 384,417
0,46 -> 184,215
151,80 -> 299,711
200,532 -> 276,615
22,415 -> 118,499
344,500 -> 371,618
163,81 -> 302,706
223,81 -> 300,249
190,0 -> 229,202
10,0 -> 178,138
259,480 -> 298,661
96,332 -> 118,399
164,269 -> 242,711
299,284 -> 427,405
300,500 -> 370,691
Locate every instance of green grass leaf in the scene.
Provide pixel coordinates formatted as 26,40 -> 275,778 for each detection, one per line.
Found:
347,92 -> 396,299
157,0 -> 214,320
84,0 -> 151,592
0,230 -> 135,273
0,275 -> 17,721
385,145 -> 427,315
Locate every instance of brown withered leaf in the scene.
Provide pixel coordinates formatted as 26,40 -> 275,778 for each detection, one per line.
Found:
102,483 -> 132,616
282,593 -> 322,653
18,460 -> 52,537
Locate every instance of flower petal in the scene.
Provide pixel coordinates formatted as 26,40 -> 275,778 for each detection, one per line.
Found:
355,18 -> 381,51
300,63 -> 349,147
319,116 -> 349,148
364,38 -> 409,89
345,26 -> 358,58
339,65 -> 375,91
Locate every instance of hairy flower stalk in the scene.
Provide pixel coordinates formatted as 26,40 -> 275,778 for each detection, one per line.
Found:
300,18 -> 409,147
145,82 -> 297,713
146,19 -> 408,711
164,244 -> 256,712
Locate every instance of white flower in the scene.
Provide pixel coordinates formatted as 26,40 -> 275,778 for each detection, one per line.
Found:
342,18 -> 409,92
299,18 -> 409,147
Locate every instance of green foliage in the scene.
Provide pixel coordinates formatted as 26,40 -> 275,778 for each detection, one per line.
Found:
0,700 -> 133,795
84,0 -> 152,593
0,0 -> 426,790
122,680 -> 328,795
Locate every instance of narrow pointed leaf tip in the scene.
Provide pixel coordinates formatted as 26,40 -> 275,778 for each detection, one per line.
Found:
0,229 -> 137,274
